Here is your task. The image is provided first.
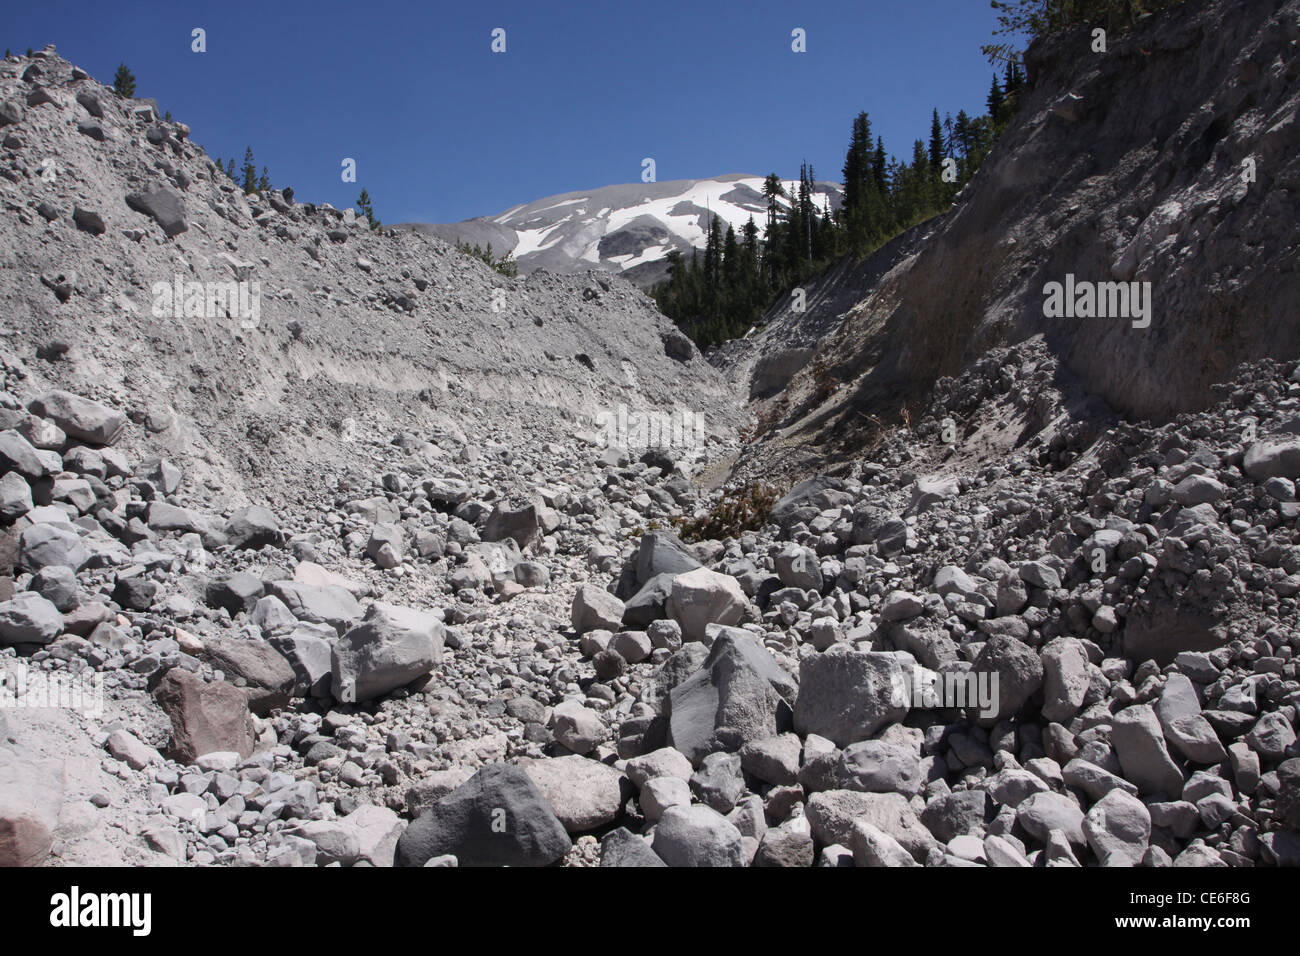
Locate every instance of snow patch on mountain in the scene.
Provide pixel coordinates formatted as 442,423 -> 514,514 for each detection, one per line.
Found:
395,174 -> 843,288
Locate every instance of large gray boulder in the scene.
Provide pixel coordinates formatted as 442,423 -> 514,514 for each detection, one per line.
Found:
806,790 -> 937,863
1111,703 -> 1185,798
651,804 -> 746,867
1084,789 -> 1151,866
667,631 -> 797,766
482,501 -> 541,550
570,584 -> 625,635
1040,637 -> 1090,723
224,506 -> 283,550
203,637 -> 297,716
267,580 -> 363,636
28,391 -> 126,446
19,523 -> 88,573
1244,438 -> 1300,480
394,764 -> 572,867
793,647 -> 909,747
600,827 -> 666,867
617,530 -> 700,600
971,634 -> 1043,726
331,602 -> 444,702
0,430 -> 49,480
125,185 -> 188,237
0,591 -> 63,646
666,567 -> 748,642
521,756 -> 627,834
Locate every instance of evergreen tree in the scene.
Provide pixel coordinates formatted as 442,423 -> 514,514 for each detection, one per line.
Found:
113,63 -> 136,98
722,223 -> 740,288
928,108 -> 946,171
840,112 -> 878,255
258,166 -> 270,192
872,137 -> 888,192
953,111 -> 974,159
761,174 -> 784,240
225,158 -> 236,180
988,75 -> 1006,124
356,188 -> 379,228
241,147 -> 256,194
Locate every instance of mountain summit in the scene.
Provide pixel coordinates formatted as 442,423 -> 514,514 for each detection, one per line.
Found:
395,174 -> 843,287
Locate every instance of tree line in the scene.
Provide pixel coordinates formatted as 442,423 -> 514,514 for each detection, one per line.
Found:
652,59 -> 1024,351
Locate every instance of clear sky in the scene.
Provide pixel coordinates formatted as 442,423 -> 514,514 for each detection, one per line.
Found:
6,0 -> 1012,224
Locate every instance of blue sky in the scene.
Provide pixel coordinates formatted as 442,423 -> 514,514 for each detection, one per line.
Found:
7,0 -> 1012,224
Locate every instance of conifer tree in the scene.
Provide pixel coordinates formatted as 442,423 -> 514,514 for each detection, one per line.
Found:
241,148 -> 256,194
928,109 -> 946,171
113,63 -> 136,98
357,188 -> 379,229
988,75 -> 1006,125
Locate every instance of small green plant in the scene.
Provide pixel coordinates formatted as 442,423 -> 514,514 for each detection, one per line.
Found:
674,482 -> 781,542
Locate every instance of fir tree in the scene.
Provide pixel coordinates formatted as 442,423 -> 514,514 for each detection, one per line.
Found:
258,166 -> 270,192
987,75 -> 1006,124
241,148 -> 256,194
928,108 -> 946,171
113,63 -> 136,98
356,188 -> 380,229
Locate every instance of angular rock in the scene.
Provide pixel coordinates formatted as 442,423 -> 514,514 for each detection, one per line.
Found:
1016,791 -> 1086,846
652,804 -> 746,867
521,755 -> 626,834
793,648 -> 909,747
806,789 -> 937,863
0,591 -> 63,645
331,602 -> 443,703
971,634 -> 1042,726
1111,704 -> 1185,798
667,567 -> 748,642
19,523 -> 88,573
125,185 -> 188,237
1041,638 -> 1090,723
394,763 -> 571,867
29,391 -> 126,446
224,505 -> 283,550
151,668 -> 255,763
600,827 -> 666,867
1084,789 -> 1151,867
667,631 -> 797,766
267,580 -> 363,636
570,584 -> 625,635
204,637 -> 297,715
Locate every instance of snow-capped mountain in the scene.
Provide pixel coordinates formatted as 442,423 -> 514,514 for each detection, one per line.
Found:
395,174 -> 843,288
